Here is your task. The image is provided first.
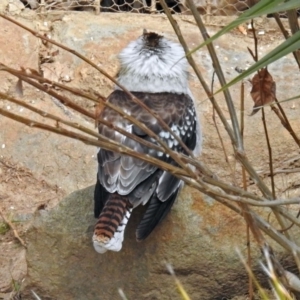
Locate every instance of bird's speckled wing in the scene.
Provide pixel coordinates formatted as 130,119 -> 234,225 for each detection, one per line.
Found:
97,89 -> 196,198
95,90 -> 198,239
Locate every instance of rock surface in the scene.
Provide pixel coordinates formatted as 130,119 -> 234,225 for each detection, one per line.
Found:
24,185 -> 258,300
0,8 -> 300,300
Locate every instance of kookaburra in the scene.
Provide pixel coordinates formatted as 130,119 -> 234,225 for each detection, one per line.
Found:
93,30 -> 202,253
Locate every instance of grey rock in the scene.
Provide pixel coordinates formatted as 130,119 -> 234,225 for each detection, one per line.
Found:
7,0 -> 25,14
24,185 -> 266,300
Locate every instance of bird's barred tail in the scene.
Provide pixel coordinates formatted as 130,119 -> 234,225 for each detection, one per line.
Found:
93,193 -> 132,253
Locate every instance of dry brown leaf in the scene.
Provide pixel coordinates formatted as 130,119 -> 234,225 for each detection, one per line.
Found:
238,24 -> 247,35
250,68 -> 276,116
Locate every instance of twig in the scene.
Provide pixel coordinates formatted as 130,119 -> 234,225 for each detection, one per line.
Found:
273,13 -> 300,70
278,208 -> 300,242
254,18 -> 300,149
251,17 -> 300,150
2,9 -> 300,258
4,93 -> 299,212
7,70 -> 95,119
211,71 -> 235,181
0,64 -> 195,177
254,212 -> 300,253
239,80 -> 253,300
205,193 -> 300,253
246,225 -> 253,300
249,22 -> 300,263
158,0 -> 236,145
261,108 -> 275,199
185,0 -> 243,151
287,9 -> 300,68
0,14 -> 194,164
0,91 -> 165,155
160,0 -> 274,200
0,107 -> 190,178
0,207 -> 27,248
249,21 -> 275,199
271,99 -> 300,148
3,104 -> 300,209
247,19 -> 258,63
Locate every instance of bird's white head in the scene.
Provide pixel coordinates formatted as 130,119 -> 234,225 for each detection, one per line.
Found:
116,30 -> 189,94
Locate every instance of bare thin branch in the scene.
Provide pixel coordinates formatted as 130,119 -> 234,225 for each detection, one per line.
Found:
0,207 -> 27,248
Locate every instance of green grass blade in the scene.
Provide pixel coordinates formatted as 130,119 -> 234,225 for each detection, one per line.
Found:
185,0 -> 300,57
244,0 -> 300,19
216,30 -> 300,93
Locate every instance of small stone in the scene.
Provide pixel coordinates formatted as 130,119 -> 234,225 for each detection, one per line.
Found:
7,0 -> 25,14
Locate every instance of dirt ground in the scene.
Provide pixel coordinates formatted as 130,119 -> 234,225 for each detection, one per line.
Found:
0,158 -> 65,298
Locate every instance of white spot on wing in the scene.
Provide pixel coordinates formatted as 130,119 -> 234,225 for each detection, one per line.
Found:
160,131 -> 170,139
171,124 -> 180,136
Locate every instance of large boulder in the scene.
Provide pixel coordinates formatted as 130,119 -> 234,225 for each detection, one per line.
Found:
23,184 -> 264,300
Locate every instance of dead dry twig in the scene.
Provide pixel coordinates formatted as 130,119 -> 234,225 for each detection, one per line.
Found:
0,207 -> 27,248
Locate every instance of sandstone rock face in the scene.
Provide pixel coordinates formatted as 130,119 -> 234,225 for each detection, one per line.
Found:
0,9 -> 300,300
